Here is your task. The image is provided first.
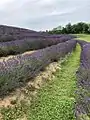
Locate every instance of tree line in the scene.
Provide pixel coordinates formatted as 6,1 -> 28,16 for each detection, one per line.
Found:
48,22 -> 90,34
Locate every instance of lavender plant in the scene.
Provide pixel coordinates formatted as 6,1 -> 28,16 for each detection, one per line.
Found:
76,41 -> 90,119
0,40 -> 76,96
0,36 -> 75,57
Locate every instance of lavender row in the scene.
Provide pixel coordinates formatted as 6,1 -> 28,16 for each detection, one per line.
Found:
0,36 -> 74,57
0,25 -> 59,42
76,41 -> 90,119
0,25 -> 39,42
0,40 -> 77,96
0,32 -> 76,42
77,40 -> 88,48
0,25 -> 76,42
0,33 -> 46,42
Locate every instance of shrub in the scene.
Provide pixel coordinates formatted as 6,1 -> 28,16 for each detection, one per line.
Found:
76,41 -> 90,118
0,40 -> 76,96
0,35 -> 75,57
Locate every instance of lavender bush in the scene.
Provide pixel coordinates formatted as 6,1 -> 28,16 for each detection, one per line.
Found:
0,40 -> 76,96
0,36 -> 75,57
76,41 -> 90,119
0,25 -> 76,42
0,25 -> 38,42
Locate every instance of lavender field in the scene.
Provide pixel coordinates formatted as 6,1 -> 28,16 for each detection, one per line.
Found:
0,25 -> 90,120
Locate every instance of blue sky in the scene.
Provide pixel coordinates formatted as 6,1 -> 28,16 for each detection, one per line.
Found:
0,0 -> 90,31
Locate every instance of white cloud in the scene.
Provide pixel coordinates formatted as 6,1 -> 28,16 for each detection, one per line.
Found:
0,0 -> 12,5
0,0 -> 90,31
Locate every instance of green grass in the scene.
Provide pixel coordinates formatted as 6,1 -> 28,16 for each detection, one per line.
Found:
27,44 -> 81,120
1,34 -> 90,120
76,34 -> 90,42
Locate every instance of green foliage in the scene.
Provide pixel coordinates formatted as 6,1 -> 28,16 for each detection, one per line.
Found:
65,23 -> 72,34
48,22 -> 90,34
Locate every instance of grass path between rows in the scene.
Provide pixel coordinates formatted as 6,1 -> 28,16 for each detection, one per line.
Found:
26,45 -> 81,120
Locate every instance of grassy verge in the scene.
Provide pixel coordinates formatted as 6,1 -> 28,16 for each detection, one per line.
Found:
76,34 -> 90,42
27,45 -> 81,120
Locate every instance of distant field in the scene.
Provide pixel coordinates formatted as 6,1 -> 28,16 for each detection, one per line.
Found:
76,34 -> 90,42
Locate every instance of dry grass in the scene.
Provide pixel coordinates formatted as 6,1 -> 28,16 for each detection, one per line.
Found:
0,50 -> 35,62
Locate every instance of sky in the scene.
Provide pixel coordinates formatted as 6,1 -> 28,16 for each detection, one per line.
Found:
0,0 -> 90,31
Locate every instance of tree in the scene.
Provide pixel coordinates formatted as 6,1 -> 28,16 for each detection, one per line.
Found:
65,23 -> 72,34
82,23 -> 89,33
48,22 -> 90,34
88,24 -> 90,33
71,24 -> 77,34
